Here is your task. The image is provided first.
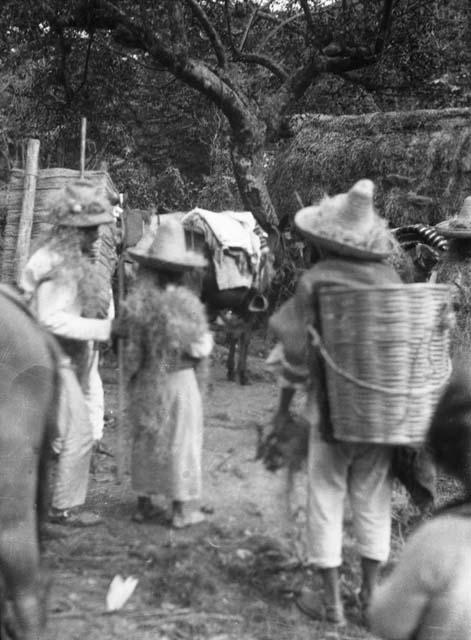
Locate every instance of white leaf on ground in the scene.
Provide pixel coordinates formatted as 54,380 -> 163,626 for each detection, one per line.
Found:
105,575 -> 138,611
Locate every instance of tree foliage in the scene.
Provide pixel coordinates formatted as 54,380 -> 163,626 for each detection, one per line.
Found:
0,1 -> 469,230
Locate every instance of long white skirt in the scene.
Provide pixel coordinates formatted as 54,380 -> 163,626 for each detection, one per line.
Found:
131,368 -> 203,502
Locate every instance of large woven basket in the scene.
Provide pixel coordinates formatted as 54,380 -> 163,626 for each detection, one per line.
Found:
316,283 -> 453,445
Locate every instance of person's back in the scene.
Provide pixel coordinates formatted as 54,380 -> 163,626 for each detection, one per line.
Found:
268,180 -> 403,626
369,358 -> 471,639
370,510 -> 471,640
272,255 -> 401,385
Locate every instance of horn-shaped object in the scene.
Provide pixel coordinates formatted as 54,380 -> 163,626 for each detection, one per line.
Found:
248,293 -> 269,313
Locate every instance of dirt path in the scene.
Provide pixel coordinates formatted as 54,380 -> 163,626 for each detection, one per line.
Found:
43,345 -> 383,640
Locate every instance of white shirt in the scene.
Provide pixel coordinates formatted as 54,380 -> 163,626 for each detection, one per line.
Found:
20,246 -> 111,342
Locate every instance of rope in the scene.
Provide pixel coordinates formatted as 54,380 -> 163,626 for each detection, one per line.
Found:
307,324 -> 452,397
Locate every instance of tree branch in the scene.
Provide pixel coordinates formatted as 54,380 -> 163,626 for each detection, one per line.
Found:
90,0 -> 253,136
183,0 -> 226,67
224,0 -> 236,53
256,12 -> 304,51
256,9 -> 305,36
53,23 -> 74,104
223,0 -> 287,81
299,0 -> 315,36
324,53 -> 377,74
236,52 -> 289,80
168,0 -> 188,52
239,6 -> 258,52
76,30 -> 94,93
375,0 -> 396,54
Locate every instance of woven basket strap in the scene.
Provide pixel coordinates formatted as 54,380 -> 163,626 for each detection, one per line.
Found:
307,325 -> 451,397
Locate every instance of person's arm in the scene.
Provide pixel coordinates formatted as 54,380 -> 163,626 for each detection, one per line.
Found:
19,248 -> 60,300
187,331 -> 214,359
36,280 -> 111,342
368,529 -> 434,639
188,332 -> 213,397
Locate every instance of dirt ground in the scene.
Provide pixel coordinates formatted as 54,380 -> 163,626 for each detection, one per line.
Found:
42,340 -> 427,640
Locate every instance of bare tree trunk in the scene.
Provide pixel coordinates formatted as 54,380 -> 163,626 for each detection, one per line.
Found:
229,115 -> 279,238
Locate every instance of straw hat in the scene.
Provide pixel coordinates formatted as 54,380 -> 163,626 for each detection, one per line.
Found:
435,197 -> 471,238
48,179 -> 116,227
294,179 -> 393,260
127,218 -> 207,271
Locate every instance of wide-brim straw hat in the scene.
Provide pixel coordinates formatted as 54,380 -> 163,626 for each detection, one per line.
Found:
48,179 -> 116,227
294,179 -> 393,260
128,218 -> 207,271
435,197 -> 471,238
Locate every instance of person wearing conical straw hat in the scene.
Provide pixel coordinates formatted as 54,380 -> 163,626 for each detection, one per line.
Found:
116,217 -> 213,528
266,179 -> 401,626
20,178 -> 117,527
434,196 -> 471,352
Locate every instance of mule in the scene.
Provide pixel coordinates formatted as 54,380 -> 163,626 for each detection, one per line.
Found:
392,223 -> 448,282
0,285 -> 58,640
183,225 -> 274,384
122,209 -> 275,385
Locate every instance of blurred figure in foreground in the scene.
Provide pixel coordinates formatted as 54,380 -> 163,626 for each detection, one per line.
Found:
369,359 -> 471,640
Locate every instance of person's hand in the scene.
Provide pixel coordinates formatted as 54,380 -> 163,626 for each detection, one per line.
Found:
273,410 -> 289,434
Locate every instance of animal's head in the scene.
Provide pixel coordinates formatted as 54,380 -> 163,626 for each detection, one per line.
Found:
414,243 -> 440,280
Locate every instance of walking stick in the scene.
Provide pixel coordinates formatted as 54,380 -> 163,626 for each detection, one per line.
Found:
115,200 -> 127,483
80,117 -> 87,178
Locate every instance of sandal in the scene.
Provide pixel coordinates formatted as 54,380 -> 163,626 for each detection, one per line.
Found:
131,496 -> 168,524
132,503 -> 168,524
296,590 -> 346,626
49,509 -> 103,527
172,511 -> 206,529
93,441 -> 114,457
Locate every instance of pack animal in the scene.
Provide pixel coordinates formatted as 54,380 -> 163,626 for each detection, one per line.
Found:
191,231 -> 274,385
0,286 -> 57,640
122,210 -> 275,385
392,223 -> 448,282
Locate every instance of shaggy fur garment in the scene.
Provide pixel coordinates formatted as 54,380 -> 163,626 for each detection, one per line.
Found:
31,226 -> 109,318
121,276 -> 209,434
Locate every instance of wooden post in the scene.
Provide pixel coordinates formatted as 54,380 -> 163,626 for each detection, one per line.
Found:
80,117 -> 87,178
14,138 -> 40,282
115,202 -> 127,483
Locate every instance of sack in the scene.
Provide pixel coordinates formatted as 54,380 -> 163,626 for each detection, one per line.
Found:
256,412 -> 309,473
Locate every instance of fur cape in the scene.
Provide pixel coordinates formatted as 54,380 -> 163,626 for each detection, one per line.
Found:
121,280 -> 209,433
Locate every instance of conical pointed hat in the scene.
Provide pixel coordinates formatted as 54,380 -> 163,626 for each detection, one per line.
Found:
436,197 -> 471,238
294,179 -> 392,260
128,218 -> 207,271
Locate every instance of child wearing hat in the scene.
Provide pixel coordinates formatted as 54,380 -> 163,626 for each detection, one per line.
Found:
118,218 -> 213,528
267,179 -> 401,625
20,179 -> 117,526
369,358 -> 471,639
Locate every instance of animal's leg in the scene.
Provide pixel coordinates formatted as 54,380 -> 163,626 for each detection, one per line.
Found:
36,435 -> 52,546
0,525 -> 42,640
227,331 -> 237,381
238,323 -> 252,386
